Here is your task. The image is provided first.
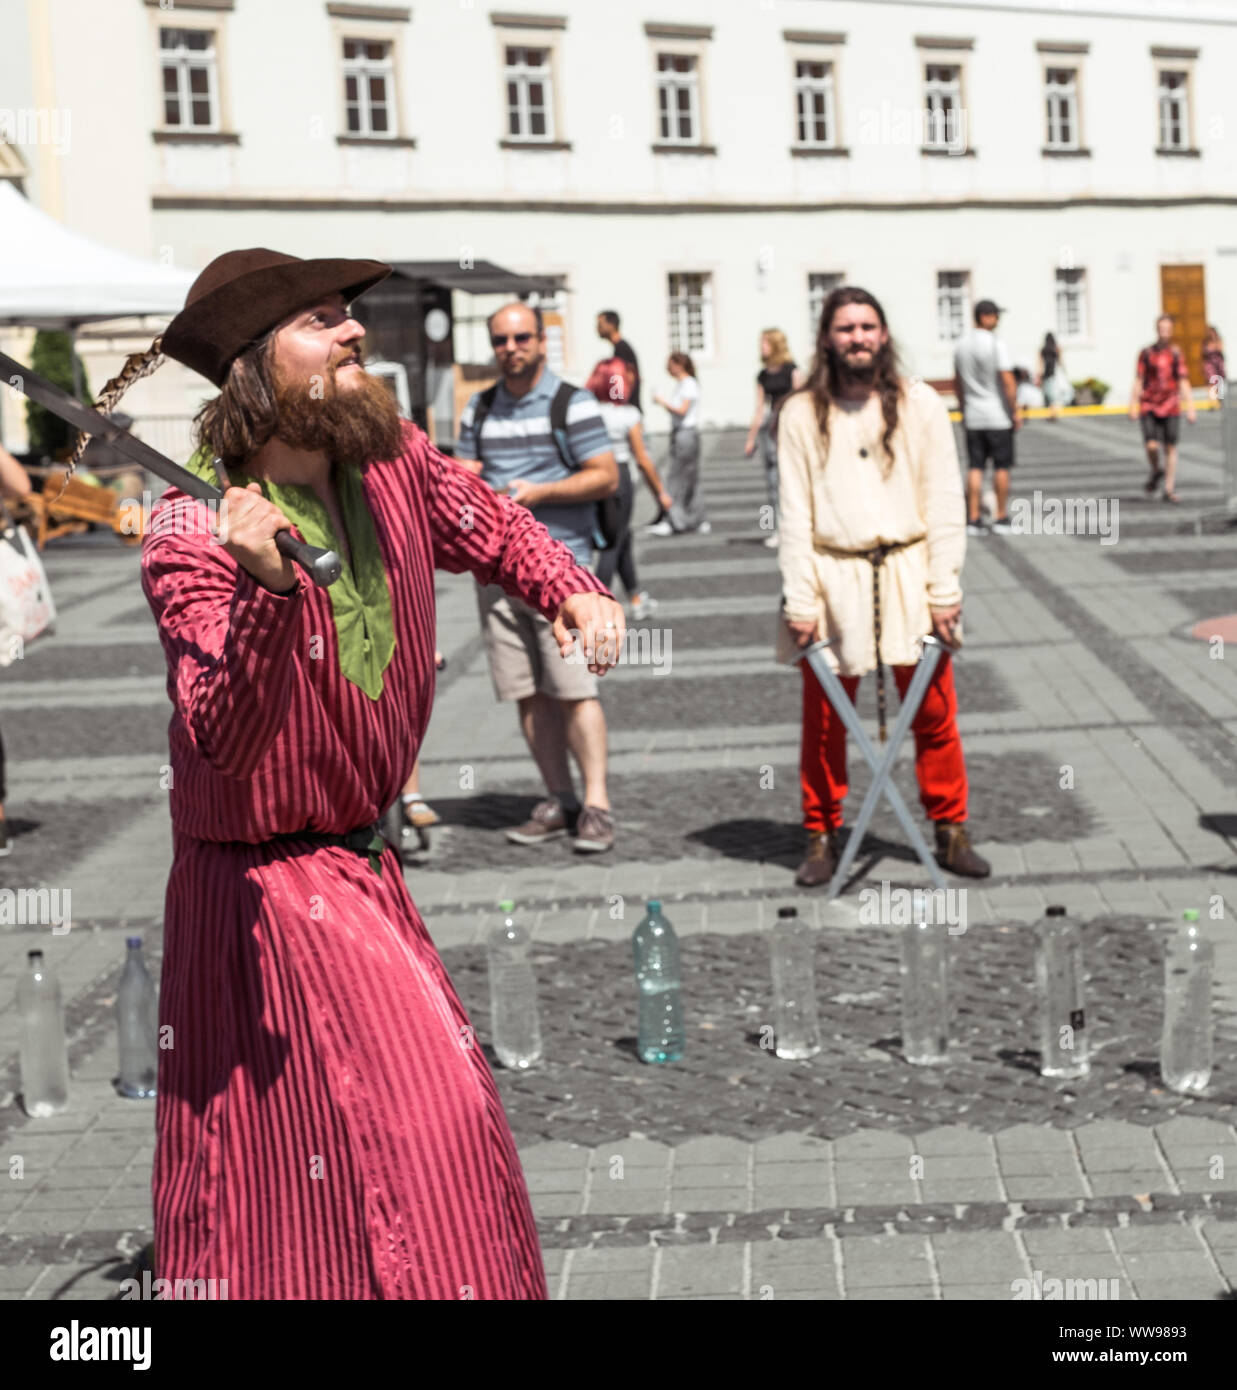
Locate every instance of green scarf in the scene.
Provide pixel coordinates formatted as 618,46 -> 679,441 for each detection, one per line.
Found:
182,447 -> 396,700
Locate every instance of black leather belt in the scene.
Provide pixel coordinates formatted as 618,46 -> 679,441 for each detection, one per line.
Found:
251,819 -> 388,876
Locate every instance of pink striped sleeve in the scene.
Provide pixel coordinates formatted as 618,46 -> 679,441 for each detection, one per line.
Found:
419,433 -> 610,623
141,498 -> 306,779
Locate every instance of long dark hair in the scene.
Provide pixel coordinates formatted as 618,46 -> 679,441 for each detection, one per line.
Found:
801,286 -> 902,464
1043,332 -> 1058,352
194,329 -> 280,470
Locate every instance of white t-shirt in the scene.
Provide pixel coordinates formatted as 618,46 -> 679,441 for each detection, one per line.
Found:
669,375 -> 699,430
597,401 -> 640,470
953,328 -> 1014,431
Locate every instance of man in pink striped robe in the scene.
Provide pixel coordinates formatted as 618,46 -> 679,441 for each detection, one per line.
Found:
134,249 -> 622,1298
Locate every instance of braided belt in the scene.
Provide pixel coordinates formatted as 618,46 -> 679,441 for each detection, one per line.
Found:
816,536 -> 925,744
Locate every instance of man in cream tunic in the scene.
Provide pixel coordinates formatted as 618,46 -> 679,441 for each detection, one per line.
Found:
776,286 -> 991,888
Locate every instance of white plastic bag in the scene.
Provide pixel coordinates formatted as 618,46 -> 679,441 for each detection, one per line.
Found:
0,519 -> 55,665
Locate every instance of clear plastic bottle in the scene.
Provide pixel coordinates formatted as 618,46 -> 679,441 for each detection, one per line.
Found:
18,949 -> 70,1117
769,906 -> 821,1060
1035,905 -> 1090,1080
633,899 -> 685,1064
900,895 -> 949,1065
117,936 -> 159,1099
486,899 -> 543,1070
1161,909 -> 1213,1094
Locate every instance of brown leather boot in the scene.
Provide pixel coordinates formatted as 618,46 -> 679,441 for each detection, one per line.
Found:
934,821 -> 991,878
795,829 -> 841,888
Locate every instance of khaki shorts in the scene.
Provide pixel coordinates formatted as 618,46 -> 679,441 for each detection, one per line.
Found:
475,583 -> 599,703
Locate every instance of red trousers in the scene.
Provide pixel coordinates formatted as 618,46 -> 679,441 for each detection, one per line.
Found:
800,656 -> 968,832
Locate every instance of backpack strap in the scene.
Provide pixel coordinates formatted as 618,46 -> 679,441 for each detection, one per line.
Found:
549,380 -> 577,470
467,383 -> 500,455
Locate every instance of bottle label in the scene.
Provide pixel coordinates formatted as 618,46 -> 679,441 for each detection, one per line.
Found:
1069,1008 -> 1085,1032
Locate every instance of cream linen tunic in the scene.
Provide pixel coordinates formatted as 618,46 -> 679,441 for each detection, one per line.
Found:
775,381 -> 966,675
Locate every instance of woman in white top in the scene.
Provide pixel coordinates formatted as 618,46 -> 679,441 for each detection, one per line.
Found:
586,357 -> 672,620
649,352 -> 709,535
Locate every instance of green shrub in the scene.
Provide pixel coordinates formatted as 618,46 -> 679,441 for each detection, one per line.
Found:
25,330 -> 92,461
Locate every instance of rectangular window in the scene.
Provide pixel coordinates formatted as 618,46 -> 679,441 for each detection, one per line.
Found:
656,53 -> 699,143
159,27 -> 218,130
1045,67 -> 1079,149
937,271 -> 970,342
924,64 -> 962,149
1158,69 -> 1189,149
1055,268 -> 1086,340
808,272 -> 844,343
794,60 -> 834,147
668,272 -> 713,355
342,38 -> 394,136
504,45 -> 554,141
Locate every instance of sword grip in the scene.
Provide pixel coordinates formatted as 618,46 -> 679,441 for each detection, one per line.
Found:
275,530 -> 343,588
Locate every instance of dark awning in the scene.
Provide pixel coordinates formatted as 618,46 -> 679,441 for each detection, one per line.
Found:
387,260 -> 562,296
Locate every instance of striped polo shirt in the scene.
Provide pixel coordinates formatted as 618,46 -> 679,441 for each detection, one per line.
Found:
458,367 -> 612,564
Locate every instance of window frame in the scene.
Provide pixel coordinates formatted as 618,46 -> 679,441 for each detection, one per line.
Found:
922,61 -> 964,152
1043,65 -> 1081,150
936,269 -> 972,345
328,11 -> 411,145
807,271 -> 845,348
158,25 -> 222,133
647,27 -> 714,154
502,42 -> 557,143
1054,266 -> 1088,344
785,34 -> 846,156
1145,53 -> 1195,154
341,36 -> 397,139
667,270 -> 715,360
492,17 -> 569,150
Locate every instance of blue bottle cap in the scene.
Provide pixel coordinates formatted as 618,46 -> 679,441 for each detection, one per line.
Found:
647,899 -> 661,913
127,936 -> 142,948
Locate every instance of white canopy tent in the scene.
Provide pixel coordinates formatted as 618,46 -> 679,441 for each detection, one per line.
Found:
0,181 -> 194,448
0,181 -> 193,328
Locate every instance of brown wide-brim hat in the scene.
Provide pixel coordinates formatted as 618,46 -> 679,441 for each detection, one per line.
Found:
162,248 -> 392,386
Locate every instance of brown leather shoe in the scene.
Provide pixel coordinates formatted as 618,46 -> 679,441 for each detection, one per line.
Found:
795,829 -> 841,888
934,821 -> 991,878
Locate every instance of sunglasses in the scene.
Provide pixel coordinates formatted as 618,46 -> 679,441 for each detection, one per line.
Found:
491,332 -> 535,349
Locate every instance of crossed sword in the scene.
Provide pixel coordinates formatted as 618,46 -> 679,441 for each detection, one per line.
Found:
0,350 -> 341,587
794,634 -> 950,900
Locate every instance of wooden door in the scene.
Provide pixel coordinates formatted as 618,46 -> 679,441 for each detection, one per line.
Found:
1160,264 -> 1207,386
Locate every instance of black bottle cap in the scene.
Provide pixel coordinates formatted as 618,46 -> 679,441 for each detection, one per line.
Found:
1046,905 -> 1066,916
27,949 -> 43,961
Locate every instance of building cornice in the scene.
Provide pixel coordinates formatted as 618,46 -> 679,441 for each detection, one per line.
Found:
1037,41 -> 1091,54
151,192 -> 1237,214
143,0 -> 234,9
915,36 -> 975,49
1151,45 -> 1201,58
782,31 -> 847,45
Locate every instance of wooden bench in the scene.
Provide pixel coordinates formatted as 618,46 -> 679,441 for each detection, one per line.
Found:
26,467 -> 147,550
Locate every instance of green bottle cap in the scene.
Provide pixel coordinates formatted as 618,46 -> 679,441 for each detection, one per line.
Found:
499,899 -> 515,913
1182,909 -> 1200,922
647,899 -> 661,913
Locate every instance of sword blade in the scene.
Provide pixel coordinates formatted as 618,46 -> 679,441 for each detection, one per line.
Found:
0,349 -> 220,503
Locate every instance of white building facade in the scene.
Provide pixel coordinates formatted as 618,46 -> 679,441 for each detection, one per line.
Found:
3,0 -> 1237,438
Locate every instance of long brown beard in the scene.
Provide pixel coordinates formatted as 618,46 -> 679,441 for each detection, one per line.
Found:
273,361 -> 405,464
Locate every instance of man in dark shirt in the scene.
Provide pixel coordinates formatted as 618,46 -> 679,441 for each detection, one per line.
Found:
1129,314 -> 1196,503
597,310 -> 641,414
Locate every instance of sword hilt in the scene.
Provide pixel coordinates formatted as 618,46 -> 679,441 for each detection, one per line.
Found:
274,530 -> 343,588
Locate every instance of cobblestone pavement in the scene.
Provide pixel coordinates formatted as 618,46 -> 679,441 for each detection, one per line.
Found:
2,416 -> 1237,1301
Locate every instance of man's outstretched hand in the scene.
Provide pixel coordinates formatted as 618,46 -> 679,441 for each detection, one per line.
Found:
553,592 -> 627,675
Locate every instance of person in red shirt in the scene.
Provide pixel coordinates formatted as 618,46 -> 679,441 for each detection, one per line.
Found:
1129,314 -> 1196,503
